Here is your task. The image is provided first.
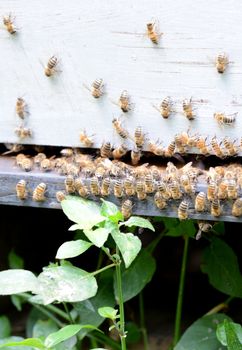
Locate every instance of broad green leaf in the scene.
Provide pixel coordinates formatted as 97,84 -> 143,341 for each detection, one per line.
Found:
216,320 -> 242,349
56,240 -> 92,259
45,324 -> 100,348
126,322 -> 141,345
83,227 -> 110,248
0,270 -> 38,295
201,237 -> 242,298
162,217 -> 179,230
100,200 -> 123,223
0,316 -> 11,339
0,338 -> 45,349
120,217 -> 155,232
166,220 -> 196,237
98,307 -> 118,320
114,248 -> 156,302
35,266 -> 97,304
10,295 -> 22,311
212,222 -> 225,235
73,270 -> 115,339
0,337 -> 33,350
61,197 -> 105,230
174,313 -> 231,350
90,349 -> 106,350
32,319 -> 58,339
8,251 -> 24,270
111,229 -> 142,268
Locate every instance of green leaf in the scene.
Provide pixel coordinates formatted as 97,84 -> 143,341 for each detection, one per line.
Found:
212,222 -> 225,235
126,322 -> 141,345
8,251 -> 24,270
120,217 -> 155,232
10,295 -> 23,311
0,337 -> 33,350
174,313 -> 231,350
32,319 -> 58,339
0,270 -> 38,295
201,237 -> 242,298
83,227 -> 110,248
216,320 -> 242,349
100,200 -> 123,223
45,324 -> 101,348
56,240 -> 93,259
73,270 -> 115,339
0,338 -> 45,349
0,316 -> 11,339
111,229 -> 142,268
162,217 -> 179,230
114,249 -> 156,302
61,197 -> 105,230
34,265 -> 98,304
90,348 -> 106,350
98,307 -> 118,320
166,221 -> 196,237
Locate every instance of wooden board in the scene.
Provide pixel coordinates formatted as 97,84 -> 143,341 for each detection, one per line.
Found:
0,0 -> 242,153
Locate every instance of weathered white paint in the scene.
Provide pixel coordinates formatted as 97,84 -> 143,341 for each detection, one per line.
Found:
0,0 -> 241,152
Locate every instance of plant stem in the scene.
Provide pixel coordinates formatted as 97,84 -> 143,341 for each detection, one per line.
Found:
173,235 -> 189,346
63,302 -> 74,324
96,249 -> 104,271
139,291 -> 149,350
115,247 -> 127,350
31,304 -> 64,328
147,229 -> 167,254
88,332 -> 121,350
205,296 -> 235,316
90,337 -> 98,348
91,263 -> 116,277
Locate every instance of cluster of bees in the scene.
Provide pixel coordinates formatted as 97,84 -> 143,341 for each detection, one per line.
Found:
14,147 -> 242,220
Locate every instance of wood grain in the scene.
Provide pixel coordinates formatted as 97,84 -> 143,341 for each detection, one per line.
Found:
0,0 -> 241,153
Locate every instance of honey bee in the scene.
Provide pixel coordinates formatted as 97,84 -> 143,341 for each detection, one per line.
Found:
2,143 -> 25,155
196,221 -> 213,240
100,142 -> 112,158
112,118 -> 129,139
16,98 -> 28,119
147,140 -> 164,156
180,174 -> 195,194
60,148 -> 74,157
211,199 -> 222,217
40,158 -> 54,172
119,90 -> 131,113
195,135 -> 210,155
154,192 -> 167,210
174,135 -> 187,155
15,126 -> 32,139
20,158 -> 33,172
178,201 -> 189,220
150,166 -> 161,181
182,98 -> 195,120
33,183 -> 47,202
169,181 -> 182,200
217,180 -> 228,200
157,181 -> 171,199
227,179 -> 238,200
144,174 -> 155,193
215,53 -> 229,74
84,78 -> 104,98
146,19 -> 162,44
90,177 -> 100,196
100,177 -> 111,196
16,179 -> 27,200
79,130 -> 94,147
136,180 -> 147,200
121,199 -> 133,219
207,181 -> 217,201
113,179 -> 123,198
213,112 -> 237,126
112,144 -> 128,159
134,126 -> 145,148
15,153 -> 26,167
124,176 -> 136,196
131,148 -> 142,165
74,178 -> 89,197
153,97 -> 172,118
44,56 -> 59,77
34,153 -> 47,166
232,198 -> 242,217
223,137 -> 237,156
56,191 -> 66,202
65,175 -> 75,194
164,140 -> 176,157
3,14 -> 16,34
211,137 -> 225,158
195,192 -> 206,212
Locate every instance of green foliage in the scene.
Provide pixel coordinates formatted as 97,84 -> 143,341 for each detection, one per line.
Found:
165,219 -> 196,238
125,322 -> 141,345
119,217 -> 155,232
0,337 -> 32,350
100,199 -> 123,223
0,270 -> 38,295
8,251 -> 24,270
174,313 -> 231,350
201,237 -> 242,298
114,248 -> 156,302
56,240 -> 93,259
98,307 -> 118,320
0,316 -> 11,339
216,320 -> 242,349
83,227 -> 111,248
